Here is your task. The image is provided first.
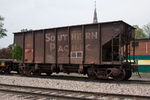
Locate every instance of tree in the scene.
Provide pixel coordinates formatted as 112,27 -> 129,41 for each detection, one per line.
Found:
12,43 -> 22,61
143,23 -> 150,38
0,44 -> 12,59
0,16 -> 7,38
133,25 -> 147,38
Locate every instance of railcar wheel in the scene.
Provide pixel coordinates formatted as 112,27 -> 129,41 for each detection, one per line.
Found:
4,66 -> 11,74
17,70 -> 20,74
124,70 -> 132,80
113,69 -> 126,81
87,67 -> 97,79
19,69 -> 24,75
32,71 -> 41,76
26,70 -> 34,77
46,72 -> 52,76
87,73 -> 97,79
18,64 -> 25,75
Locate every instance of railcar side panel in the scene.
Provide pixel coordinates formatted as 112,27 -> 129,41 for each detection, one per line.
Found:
101,22 -> 122,46
101,22 -> 123,62
45,29 -> 56,64
70,26 -> 83,64
24,32 -> 33,63
14,33 -> 24,48
85,25 -> 100,64
57,28 -> 69,64
34,30 -> 44,63
14,33 -> 24,61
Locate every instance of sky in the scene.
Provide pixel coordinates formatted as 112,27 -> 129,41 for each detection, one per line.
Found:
0,0 -> 150,48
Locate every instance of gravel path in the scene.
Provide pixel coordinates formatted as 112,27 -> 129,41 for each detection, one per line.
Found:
0,74 -> 150,97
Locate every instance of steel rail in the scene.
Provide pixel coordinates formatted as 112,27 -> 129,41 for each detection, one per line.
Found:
0,83 -> 149,100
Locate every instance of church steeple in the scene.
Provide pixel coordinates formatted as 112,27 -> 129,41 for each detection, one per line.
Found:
93,1 -> 98,23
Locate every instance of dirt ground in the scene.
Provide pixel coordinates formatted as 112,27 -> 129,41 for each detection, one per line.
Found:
130,73 -> 150,81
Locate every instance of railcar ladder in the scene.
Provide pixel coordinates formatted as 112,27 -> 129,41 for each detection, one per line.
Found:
112,35 -> 121,62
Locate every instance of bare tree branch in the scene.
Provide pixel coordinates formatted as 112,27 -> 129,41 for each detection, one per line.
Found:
143,23 -> 150,38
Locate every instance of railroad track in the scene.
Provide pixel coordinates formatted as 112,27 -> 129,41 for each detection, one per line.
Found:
0,84 -> 149,100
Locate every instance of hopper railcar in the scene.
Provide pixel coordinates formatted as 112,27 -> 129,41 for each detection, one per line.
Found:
13,21 -> 136,80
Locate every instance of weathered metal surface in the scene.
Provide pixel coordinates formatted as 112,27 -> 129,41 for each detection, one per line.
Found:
24,32 -> 33,63
101,22 -> 123,64
14,33 -> 23,48
12,21 -> 136,80
85,24 -> 100,64
45,29 -> 56,63
57,28 -> 69,64
70,26 -> 83,64
13,21 -> 135,66
101,22 -> 123,46
34,30 -> 44,63
0,59 -> 14,62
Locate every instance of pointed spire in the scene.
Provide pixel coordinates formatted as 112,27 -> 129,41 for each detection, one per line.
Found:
93,0 -> 98,23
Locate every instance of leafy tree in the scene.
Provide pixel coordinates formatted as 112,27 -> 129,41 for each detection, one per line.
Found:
0,45 -> 12,59
133,25 -> 147,38
143,23 -> 150,38
12,44 -> 22,61
0,16 -> 7,38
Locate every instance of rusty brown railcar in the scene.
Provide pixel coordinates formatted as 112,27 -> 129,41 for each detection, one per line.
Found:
14,21 -> 136,80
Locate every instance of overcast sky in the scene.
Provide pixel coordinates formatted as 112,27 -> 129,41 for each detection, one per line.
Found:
0,0 -> 150,48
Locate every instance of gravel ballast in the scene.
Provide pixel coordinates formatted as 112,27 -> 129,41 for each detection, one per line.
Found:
0,74 -> 149,97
